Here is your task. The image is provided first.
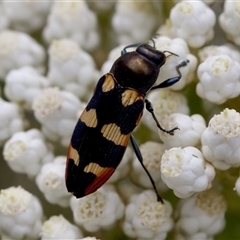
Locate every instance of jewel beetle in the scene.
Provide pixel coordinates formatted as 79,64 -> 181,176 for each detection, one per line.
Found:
65,41 -> 189,203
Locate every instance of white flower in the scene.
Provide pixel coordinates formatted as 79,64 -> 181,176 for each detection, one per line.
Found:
32,87 -> 85,146
41,215 -> 83,240
197,54 -> 240,104
169,0 -> 216,48
0,4 -> 9,31
0,97 -> 23,146
131,141 -> 168,192
36,156 -> 71,207
159,113 -> 206,149
112,1 -> 159,44
108,146 -> 132,183
175,190 -> 227,239
2,1 -> 51,32
161,147 -> 215,198
43,1 -> 99,51
142,89 -> 189,132
70,187 -> 124,232
123,190 -> 173,240
3,129 -> 54,177
101,44 -> 125,74
198,44 -> 240,63
47,39 -> 99,100
0,30 -> 46,78
0,186 -> 43,240
201,108 -> 240,170
154,36 -> 197,90
219,1 -> 240,46
157,21 -> 172,39
4,66 -> 50,109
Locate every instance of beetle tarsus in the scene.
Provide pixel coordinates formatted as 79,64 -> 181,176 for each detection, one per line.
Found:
145,99 -> 179,135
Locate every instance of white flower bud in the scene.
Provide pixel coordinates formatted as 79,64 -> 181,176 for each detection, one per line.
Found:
142,89 -> 189,132
3,129 -> 54,177
219,1 -> 240,46
2,1 -> 51,32
41,215 -> 83,239
201,108 -> 240,170
197,55 -> 240,104
47,39 -> 99,100
131,141 -> 168,192
112,1 -> 159,44
170,0 -> 216,48
43,1 -> 99,51
32,87 -> 85,146
36,156 -> 71,207
123,190 -> 173,240
159,113 -> 206,149
101,44 -> 124,74
0,30 -> 46,78
4,66 -> 50,109
70,187 -> 124,232
0,186 -> 43,240
198,44 -> 240,63
157,21 -> 172,39
0,97 -> 23,146
161,147 -> 215,198
175,190 -> 227,239
154,36 -> 198,90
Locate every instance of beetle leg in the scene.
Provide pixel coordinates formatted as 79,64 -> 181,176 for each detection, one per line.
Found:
145,99 -> 179,135
150,59 -> 189,90
130,135 -> 164,203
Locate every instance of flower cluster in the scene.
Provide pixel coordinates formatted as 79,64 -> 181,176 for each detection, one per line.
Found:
0,1 -> 239,239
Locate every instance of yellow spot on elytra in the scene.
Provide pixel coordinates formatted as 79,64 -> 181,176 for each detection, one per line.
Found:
80,108 -> 98,128
84,162 -> 114,177
102,74 -> 115,92
121,89 -> 143,107
101,123 -> 129,146
68,145 -> 80,166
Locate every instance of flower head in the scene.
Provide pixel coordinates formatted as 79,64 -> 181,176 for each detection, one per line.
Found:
197,55 -> 240,104
41,215 -> 83,239
0,186 -> 43,239
70,187 -> 124,232
175,189 -> 227,239
161,147 -> 215,198
3,129 -> 53,177
123,190 -> 173,240
169,0 -> 216,48
201,108 -> 240,170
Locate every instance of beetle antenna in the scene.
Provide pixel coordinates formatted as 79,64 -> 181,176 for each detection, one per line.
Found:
163,50 -> 179,58
148,38 -> 156,49
150,59 -> 189,91
121,43 -> 141,55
